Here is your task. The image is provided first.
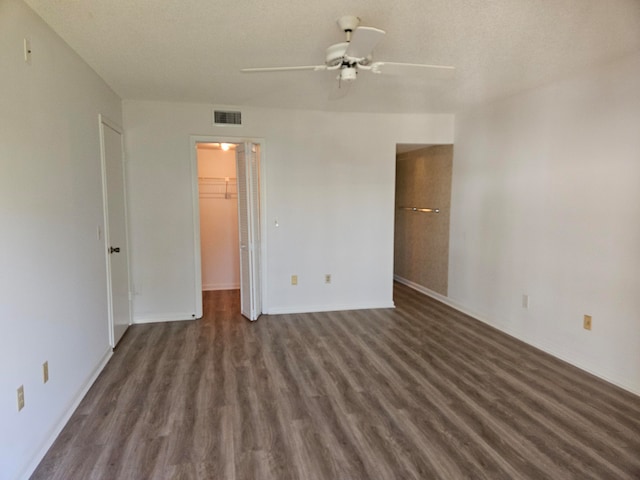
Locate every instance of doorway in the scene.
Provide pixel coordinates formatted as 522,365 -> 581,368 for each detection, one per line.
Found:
393,143 -> 453,297
190,136 -> 265,321
196,143 -> 240,292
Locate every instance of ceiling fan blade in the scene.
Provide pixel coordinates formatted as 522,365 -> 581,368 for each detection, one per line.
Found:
344,26 -> 386,60
370,62 -> 455,79
241,65 -> 327,73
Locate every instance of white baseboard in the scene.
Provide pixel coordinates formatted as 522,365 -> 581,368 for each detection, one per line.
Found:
394,276 -> 451,305
394,275 -> 640,397
202,283 -> 240,291
20,347 -> 113,480
267,302 -> 395,315
133,313 -> 197,324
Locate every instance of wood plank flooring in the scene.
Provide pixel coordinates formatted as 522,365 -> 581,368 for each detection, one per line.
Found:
32,284 -> 640,479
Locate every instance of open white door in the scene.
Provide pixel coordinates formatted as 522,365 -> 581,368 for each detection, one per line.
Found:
236,143 -> 262,321
100,115 -> 132,346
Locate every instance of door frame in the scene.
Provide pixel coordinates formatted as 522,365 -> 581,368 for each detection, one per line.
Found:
189,135 -> 267,318
99,114 -> 132,347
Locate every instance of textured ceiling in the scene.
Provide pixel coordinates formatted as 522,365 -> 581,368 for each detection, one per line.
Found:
24,0 -> 640,113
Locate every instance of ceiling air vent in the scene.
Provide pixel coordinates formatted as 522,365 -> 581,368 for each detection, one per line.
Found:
213,107 -> 242,126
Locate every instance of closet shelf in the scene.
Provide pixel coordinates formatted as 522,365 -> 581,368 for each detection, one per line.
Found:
198,176 -> 237,199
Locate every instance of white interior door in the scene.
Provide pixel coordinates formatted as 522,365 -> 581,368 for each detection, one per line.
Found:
100,115 -> 132,346
236,143 -> 262,321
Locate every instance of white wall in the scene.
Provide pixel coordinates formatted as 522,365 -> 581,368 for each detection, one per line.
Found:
0,1 -> 123,479
197,147 -> 240,290
123,101 -> 454,319
449,53 -> 640,394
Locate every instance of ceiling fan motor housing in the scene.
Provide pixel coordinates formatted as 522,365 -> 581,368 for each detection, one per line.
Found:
326,42 -> 373,67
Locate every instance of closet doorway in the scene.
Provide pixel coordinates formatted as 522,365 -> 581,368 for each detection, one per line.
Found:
190,137 -> 264,321
394,143 -> 453,297
197,143 -> 240,293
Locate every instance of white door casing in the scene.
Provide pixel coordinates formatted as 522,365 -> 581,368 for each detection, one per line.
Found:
190,136 -> 265,320
99,115 -> 132,347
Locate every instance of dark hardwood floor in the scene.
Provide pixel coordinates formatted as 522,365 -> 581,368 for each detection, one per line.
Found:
32,284 -> 640,479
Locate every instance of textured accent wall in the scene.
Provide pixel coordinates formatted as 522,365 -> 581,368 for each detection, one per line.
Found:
394,145 -> 453,295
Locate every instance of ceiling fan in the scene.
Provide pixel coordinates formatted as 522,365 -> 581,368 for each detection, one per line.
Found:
241,16 -> 455,92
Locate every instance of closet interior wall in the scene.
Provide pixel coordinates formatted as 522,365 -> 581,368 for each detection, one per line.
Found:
197,146 -> 240,291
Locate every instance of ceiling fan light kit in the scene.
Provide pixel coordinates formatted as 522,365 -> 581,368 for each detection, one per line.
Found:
241,15 -> 454,95
340,66 -> 358,82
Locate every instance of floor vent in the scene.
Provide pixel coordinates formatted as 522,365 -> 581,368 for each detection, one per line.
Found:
213,108 -> 242,126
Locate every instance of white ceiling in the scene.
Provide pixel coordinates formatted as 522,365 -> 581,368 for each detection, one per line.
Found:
25,0 -> 640,114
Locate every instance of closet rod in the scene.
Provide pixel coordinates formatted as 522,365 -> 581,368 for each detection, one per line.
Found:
198,176 -> 237,181
397,206 -> 440,213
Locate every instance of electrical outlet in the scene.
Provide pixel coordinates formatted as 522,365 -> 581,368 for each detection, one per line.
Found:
17,385 -> 25,411
583,315 -> 592,331
291,275 -> 298,286
522,294 -> 529,309
325,274 -> 331,284
43,361 -> 49,383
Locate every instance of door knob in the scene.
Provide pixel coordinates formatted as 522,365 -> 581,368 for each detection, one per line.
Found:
109,247 -> 120,254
